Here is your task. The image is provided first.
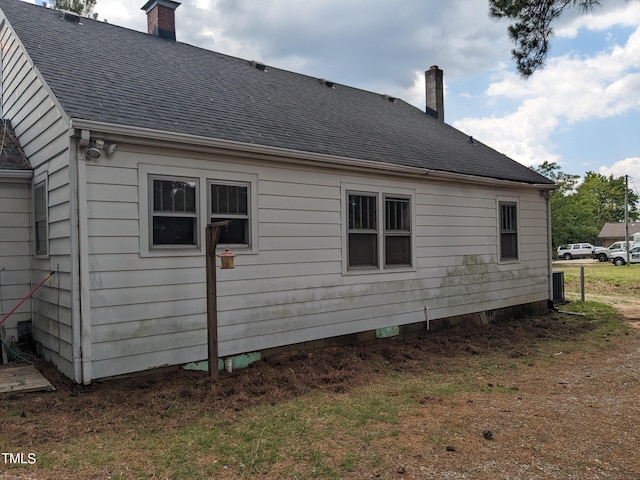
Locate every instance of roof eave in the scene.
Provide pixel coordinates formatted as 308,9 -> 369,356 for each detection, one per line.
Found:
70,119 -> 555,190
0,169 -> 33,182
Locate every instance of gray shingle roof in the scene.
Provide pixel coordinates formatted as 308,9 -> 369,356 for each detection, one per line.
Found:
598,222 -> 640,239
0,0 -> 553,185
0,119 -> 31,170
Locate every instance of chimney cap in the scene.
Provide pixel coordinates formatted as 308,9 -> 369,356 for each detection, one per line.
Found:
141,0 -> 181,13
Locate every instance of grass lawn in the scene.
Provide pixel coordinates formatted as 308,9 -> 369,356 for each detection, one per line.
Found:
554,260 -> 640,304
1,266 -> 639,479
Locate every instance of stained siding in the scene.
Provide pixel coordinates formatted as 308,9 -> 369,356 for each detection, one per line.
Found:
0,180 -> 31,342
83,146 -> 550,380
1,19 -> 73,377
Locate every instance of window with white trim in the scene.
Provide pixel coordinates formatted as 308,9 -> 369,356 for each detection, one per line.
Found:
347,191 -> 412,270
34,181 -> 48,256
384,196 -> 411,266
348,193 -> 378,268
209,181 -> 250,247
499,201 -> 518,261
150,176 -> 199,248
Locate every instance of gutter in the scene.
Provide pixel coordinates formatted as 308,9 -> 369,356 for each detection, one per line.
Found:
69,119 -> 555,191
0,169 -> 33,182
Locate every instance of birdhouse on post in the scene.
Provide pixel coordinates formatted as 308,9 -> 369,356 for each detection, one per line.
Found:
219,248 -> 235,269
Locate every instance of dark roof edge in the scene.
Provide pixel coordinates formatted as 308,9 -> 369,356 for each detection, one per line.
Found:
72,119 -> 555,189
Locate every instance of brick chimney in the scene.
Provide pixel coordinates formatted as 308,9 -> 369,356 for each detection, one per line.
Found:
142,0 -> 181,41
425,65 -> 444,122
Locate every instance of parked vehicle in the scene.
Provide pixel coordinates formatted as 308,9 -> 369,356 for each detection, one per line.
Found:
556,243 -> 595,260
610,246 -> 640,266
592,241 -> 632,262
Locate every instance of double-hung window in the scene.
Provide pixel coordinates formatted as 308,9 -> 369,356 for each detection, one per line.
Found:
209,182 -> 250,247
150,176 -> 198,248
34,181 -> 48,256
499,201 -> 518,261
347,191 -> 413,270
348,194 -> 378,267
384,196 -> 411,266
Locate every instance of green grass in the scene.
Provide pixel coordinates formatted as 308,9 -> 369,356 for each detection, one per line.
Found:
5,266 -> 635,479
557,261 -> 640,297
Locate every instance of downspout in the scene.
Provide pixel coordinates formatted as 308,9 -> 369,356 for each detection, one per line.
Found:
78,135 -> 93,385
72,130 -> 92,384
69,136 -> 82,383
545,191 -> 554,303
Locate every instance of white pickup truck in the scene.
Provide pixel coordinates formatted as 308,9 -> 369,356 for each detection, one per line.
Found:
591,241 -> 633,262
610,245 -> 640,266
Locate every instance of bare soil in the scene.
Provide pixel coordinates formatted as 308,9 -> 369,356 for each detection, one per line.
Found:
1,304 -> 639,479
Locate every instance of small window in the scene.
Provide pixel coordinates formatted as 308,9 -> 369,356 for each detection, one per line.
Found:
348,193 -> 378,268
209,182 -> 250,246
499,202 -> 518,261
384,196 -> 411,266
150,176 -> 198,247
34,181 -> 48,255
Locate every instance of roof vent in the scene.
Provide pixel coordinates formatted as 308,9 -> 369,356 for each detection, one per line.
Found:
318,78 -> 335,88
59,10 -> 80,23
249,60 -> 267,71
383,94 -> 397,103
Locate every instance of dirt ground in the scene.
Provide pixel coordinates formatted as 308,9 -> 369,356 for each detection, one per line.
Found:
1,303 -> 639,479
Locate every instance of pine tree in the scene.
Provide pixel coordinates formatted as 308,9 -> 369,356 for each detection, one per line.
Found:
489,0 -> 638,76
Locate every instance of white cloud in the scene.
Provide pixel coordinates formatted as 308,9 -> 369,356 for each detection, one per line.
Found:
556,2 -> 640,38
453,9 -> 640,169
599,157 -> 640,181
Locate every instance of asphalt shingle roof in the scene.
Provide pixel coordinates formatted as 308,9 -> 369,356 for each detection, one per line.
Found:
0,119 -> 31,170
0,0 -> 553,185
598,222 -> 640,239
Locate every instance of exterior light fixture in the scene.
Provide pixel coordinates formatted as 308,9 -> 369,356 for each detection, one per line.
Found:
84,139 -> 118,160
105,143 -> 117,157
85,147 -> 102,159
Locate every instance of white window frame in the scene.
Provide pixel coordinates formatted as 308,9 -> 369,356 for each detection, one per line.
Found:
33,178 -> 48,257
342,183 -> 415,274
148,174 -> 200,250
497,197 -> 520,263
208,180 -> 251,248
139,164 -> 258,257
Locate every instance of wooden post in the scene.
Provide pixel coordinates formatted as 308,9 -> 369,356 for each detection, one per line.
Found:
205,221 -> 230,379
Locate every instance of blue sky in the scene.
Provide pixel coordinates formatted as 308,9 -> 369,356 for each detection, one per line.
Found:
30,0 -> 640,189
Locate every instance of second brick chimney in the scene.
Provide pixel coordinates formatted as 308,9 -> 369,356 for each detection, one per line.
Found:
425,65 -> 444,122
142,0 -> 181,41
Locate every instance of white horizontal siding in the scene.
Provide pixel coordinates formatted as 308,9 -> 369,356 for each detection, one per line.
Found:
1,20 -> 74,375
83,148 -> 551,380
0,181 -> 31,339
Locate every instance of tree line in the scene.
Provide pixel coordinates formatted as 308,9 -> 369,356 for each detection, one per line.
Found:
533,161 -> 639,248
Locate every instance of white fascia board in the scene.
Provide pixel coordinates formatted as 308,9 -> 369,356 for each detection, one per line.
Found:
0,169 -> 33,182
70,119 -> 555,191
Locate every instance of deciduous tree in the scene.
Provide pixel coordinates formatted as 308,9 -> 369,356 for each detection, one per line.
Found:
532,162 -> 638,247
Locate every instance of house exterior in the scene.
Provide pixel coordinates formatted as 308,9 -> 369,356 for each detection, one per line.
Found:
0,0 -> 555,384
0,121 -> 32,347
597,222 -> 640,247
